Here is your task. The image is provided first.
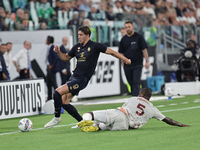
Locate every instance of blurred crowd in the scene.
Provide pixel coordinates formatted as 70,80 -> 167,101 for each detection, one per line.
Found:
0,0 -> 200,31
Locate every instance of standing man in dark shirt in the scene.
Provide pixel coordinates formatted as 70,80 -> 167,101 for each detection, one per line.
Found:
44,26 -> 131,129
119,20 -> 150,96
59,37 -> 71,85
46,36 -> 60,100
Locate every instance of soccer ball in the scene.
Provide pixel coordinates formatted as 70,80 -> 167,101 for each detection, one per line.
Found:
18,118 -> 33,132
165,87 -> 174,97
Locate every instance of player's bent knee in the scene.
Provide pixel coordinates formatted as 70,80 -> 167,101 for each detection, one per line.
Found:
99,123 -> 107,130
55,84 -> 69,95
53,90 -> 61,100
62,93 -> 73,104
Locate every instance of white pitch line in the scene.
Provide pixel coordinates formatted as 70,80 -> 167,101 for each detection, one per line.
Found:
161,106 -> 200,113
194,99 -> 200,103
1,106 -> 200,136
157,105 -> 165,107
0,123 -> 77,136
169,103 -> 178,106
181,102 -> 189,104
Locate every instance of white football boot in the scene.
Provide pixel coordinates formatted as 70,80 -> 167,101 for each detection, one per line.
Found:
44,117 -> 62,129
71,124 -> 79,128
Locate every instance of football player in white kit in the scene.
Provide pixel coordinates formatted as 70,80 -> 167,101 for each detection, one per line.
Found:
78,88 -> 190,132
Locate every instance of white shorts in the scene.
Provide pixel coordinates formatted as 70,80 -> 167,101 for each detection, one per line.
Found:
93,109 -> 129,131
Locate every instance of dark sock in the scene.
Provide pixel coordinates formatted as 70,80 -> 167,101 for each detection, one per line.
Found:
53,90 -> 62,117
62,104 -> 82,122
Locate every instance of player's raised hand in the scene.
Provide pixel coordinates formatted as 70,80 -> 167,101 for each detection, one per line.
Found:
53,45 -> 60,53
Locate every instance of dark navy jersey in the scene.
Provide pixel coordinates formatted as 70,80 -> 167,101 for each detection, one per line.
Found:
119,32 -> 148,66
68,40 -> 107,79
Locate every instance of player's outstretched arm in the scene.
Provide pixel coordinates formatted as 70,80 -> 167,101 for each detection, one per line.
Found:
105,47 -> 131,65
53,45 -> 72,61
162,117 -> 190,127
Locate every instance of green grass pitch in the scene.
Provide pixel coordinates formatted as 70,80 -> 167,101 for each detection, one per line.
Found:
0,95 -> 200,150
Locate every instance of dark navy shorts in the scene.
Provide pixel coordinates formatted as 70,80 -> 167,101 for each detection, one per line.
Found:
66,74 -> 90,96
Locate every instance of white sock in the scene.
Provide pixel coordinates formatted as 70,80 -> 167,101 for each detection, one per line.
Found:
82,113 -> 92,120
93,110 -> 107,123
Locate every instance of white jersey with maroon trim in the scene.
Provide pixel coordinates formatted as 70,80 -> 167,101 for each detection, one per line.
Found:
122,97 -> 165,129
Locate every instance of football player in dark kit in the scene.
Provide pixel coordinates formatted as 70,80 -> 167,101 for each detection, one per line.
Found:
119,20 -> 150,96
44,26 -> 131,128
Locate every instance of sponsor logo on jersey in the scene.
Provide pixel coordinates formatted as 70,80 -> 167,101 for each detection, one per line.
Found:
131,42 -> 136,44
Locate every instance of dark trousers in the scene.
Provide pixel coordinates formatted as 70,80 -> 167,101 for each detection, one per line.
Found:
0,71 -> 3,80
60,71 -> 71,85
20,69 -> 30,79
124,65 -> 142,96
46,69 -> 57,100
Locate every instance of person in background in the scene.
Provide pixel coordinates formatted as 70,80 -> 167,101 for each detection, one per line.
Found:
118,27 -> 126,41
67,11 -> 79,28
20,18 -> 29,30
119,20 -> 149,96
87,5 -> 98,20
83,18 -> 97,42
3,42 -> 12,71
53,0 -> 61,13
79,0 -> 90,13
59,37 -> 71,85
37,0 -> 56,28
78,10 -> 86,27
105,5 -> 115,21
12,0 -> 28,12
175,38 -> 198,82
0,7 -> 7,31
45,35 -> 60,100
39,21 -> 47,30
28,0 -> 39,26
78,88 -> 190,132
57,0 -> 73,29
73,0 -> 81,11
12,41 -> 32,79
13,9 -> 25,30
0,43 -> 10,80
98,2 -> 107,21
4,11 -> 13,31
15,8 -> 25,23
113,0 -> 123,15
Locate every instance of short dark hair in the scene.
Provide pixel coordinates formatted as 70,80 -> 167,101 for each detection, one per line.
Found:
24,40 -> 28,45
0,43 -> 6,47
47,36 -> 54,43
0,44 -> 6,50
139,88 -> 152,100
125,20 -> 133,25
186,38 -> 196,48
6,42 -> 12,45
78,26 -> 91,36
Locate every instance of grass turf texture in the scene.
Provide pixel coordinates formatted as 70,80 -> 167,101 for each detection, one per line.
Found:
0,95 -> 200,150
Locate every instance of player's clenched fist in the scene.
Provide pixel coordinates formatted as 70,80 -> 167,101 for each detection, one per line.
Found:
124,59 -> 131,65
53,45 -> 60,53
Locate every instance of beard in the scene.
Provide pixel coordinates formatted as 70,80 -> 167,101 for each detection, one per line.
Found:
126,30 -> 133,36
